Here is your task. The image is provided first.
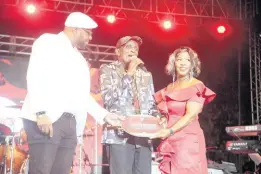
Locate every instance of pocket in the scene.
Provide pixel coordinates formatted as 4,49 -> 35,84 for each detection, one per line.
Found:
27,126 -> 47,142
23,119 -> 47,142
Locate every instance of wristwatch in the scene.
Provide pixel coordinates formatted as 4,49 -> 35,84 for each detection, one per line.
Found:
35,111 -> 46,118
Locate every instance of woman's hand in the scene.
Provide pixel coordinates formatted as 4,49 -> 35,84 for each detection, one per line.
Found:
150,128 -> 171,139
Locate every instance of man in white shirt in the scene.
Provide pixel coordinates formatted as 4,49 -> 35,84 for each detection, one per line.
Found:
21,12 -> 123,174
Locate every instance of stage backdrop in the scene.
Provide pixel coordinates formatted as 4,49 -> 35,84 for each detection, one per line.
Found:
0,57 -> 104,174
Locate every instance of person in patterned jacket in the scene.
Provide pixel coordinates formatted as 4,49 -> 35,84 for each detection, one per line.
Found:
99,36 -> 162,174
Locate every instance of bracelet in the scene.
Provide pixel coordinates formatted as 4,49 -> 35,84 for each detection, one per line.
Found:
156,115 -> 165,119
169,129 -> 174,136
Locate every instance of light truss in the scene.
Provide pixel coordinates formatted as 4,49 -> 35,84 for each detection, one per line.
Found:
248,29 -> 261,124
156,0 -> 242,19
0,34 -> 116,63
1,0 -> 256,25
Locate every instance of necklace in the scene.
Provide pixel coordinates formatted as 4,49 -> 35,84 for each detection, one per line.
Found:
172,75 -> 192,88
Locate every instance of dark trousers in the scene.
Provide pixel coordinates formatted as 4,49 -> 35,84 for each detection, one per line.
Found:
23,113 -> 77,174
106,143 -> 152,174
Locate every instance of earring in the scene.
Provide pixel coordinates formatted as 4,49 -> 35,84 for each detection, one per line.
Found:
190,71 -> 193,79
172,74 -> 175,86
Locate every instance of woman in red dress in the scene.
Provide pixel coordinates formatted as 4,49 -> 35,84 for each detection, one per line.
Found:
151,46 -> 216,174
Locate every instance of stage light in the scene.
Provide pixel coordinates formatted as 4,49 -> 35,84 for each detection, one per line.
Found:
217,25 -> 226,34
107,15 -> 116,23
163,20 -> 172,30
26,4 -> 36,14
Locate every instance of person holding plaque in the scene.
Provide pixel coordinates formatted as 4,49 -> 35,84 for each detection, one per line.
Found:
20,12 -> 124,174
151,46 -> 216,174
99,36 -> 161,174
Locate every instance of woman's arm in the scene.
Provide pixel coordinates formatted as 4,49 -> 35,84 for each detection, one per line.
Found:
150,101 -> 202,139
169,101 -> 202,133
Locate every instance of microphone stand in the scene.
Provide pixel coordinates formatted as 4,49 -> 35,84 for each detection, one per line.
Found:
9,135 -> 15,174
3,135 -> 13,174
0,136 -> 8,174
4,138 -> 7,174
77,135 -> 93,174
78,135 -> 83,174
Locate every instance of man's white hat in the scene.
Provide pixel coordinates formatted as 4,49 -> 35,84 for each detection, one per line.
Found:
65,12 -> 98,29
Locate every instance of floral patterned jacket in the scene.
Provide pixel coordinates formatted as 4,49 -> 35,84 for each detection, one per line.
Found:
99,61 -> 160,144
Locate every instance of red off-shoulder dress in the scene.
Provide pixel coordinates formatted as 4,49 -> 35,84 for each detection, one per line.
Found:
154,82 -> 216,174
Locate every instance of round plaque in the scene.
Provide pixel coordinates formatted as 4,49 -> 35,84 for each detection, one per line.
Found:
122,115 -> 162,137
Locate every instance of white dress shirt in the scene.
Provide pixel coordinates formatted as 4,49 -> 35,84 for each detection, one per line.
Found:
21,32 -> 108,137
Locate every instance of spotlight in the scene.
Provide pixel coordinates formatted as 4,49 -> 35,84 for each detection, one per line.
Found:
217,25 -> 226,34
26,4 -> 36,14
163,20 -> 172,30
107,15 -> 116,23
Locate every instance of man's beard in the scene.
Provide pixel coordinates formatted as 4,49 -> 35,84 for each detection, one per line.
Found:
77,42 -> 86,49
75,38 -> 88,49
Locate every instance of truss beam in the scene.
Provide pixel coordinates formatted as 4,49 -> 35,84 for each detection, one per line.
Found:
1,0 -> 255,24
249,29 -> 261,124
0,34 -> 116,63
156,0 -> 242,19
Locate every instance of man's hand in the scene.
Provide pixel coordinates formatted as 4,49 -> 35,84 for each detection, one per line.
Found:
159,116 -> 168,128
104,113 -> 125,127
36,115 -> 53,137
127,58 -> 144,76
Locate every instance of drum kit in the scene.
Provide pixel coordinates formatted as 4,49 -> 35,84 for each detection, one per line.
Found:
0,105 -> 29,174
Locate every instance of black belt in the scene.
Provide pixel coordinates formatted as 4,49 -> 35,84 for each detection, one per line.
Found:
62,112 -> 75,118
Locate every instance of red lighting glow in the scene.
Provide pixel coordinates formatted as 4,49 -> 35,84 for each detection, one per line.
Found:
107,15 -> 116,23
217,25 -> 226,34
26,4 -> 36,14
163,20 -> 172,30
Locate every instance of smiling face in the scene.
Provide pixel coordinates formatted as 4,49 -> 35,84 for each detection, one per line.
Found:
174,51 -> 192,78
166,47 -> 201,79
116,40 -> 139,64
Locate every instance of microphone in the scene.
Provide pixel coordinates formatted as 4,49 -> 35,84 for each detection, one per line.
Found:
138,63 -> 148,72
131,56 -> 147,72
138,63 -> 147,72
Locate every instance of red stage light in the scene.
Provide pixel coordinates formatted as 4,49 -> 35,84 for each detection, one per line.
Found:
26,4 -> 36,14
107,15 -> 116,23
217,25 -> 226,34
163,20 -> 172,30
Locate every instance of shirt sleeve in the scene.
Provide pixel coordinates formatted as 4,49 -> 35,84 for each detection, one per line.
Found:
86,94 -> 108,125
187,94 -> 205,104
75,111 -> 88,143
187,84 -> 216,104
26,34 -> 55,114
